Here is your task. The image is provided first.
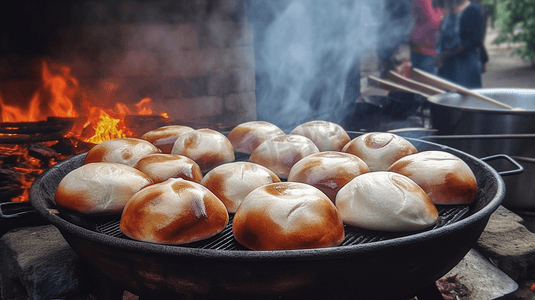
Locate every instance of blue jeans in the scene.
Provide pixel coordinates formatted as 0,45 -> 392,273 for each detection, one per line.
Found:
410,52 -> 438,75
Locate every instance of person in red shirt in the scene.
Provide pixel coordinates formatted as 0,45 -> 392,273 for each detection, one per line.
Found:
410,0 -> 444,74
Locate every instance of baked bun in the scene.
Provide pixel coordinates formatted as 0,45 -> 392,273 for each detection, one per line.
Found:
134,153 -> 203,184
171,129 -> 235,173
342,132 -> 417,171
233,182 -> 345,250
335,172 -> 438,231
288,151 -> 370,203
141,125 -> 194,153
201,162 -> 281,213
120,178 -> 229,245
83,138 -> 161,167
227,121 -> 285,154
290,120 -> 351,151
387,151 -> 477,205
55,162 -> 153,215
248,134 -> 319,179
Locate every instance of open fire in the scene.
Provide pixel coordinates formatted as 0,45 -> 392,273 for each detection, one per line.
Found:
0,60 -> 170,202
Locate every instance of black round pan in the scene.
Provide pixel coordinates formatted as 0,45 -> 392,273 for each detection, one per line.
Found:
29,133 -> 505,300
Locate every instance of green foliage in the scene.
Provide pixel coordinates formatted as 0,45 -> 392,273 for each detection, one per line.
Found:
483,0 -> 535,66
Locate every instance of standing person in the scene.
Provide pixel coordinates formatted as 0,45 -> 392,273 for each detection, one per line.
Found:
435,0 -> 485,88
410,0 -> 443,74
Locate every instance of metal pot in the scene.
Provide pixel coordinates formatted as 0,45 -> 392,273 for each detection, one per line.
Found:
427,88 -> 535,210
29,134 -> 508,300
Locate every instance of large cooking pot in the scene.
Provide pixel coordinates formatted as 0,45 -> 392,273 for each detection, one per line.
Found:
29,134 -> 507,300
427,88 -> 535,210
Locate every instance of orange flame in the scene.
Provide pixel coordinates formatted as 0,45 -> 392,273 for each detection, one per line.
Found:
0,60 -> 168,144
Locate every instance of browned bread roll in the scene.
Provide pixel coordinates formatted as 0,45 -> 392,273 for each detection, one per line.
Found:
248,134 -> 319,179
387,151 -> 478,205
289,120 -> 351,151
120,178 -> 229,245
342,132 -> 417,171
134,153 -> 203,184
200,162 -> 281,213
83,137 -> 161,167
287,151 -> 370,203
227,121 -> 285,154
55,162 -> 153,215
335,172 -> 438,231
171,128 -> 235,173
140,125 -> 194,153
233,182 -> 345,250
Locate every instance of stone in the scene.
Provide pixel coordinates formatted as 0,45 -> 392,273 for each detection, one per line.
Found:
0,225 -> 87,300
476,206 -> 535,281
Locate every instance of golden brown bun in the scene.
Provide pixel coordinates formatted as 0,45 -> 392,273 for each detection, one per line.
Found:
120,178 -> 229,245
227,121 -> 285,154
171,129 -> 235,173
288,151 -> 370,203
55,162 -> 153,215
248,134 -> 319,179
134,153 -> 203,184
141,125 -> 194,153
335,172 -> 438,231
201,162 -> 281,213
233,182 -> 345,250
290,120 -> 351,151
342,132 -> 417,171
387,151 -> 478,205
83,138 -> 161,167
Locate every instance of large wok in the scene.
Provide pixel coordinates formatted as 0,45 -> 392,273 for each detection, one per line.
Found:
427,88 -> 535,210
29,133 -> 508,300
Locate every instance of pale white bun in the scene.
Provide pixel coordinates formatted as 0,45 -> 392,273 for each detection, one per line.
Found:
171,128 -> 235,173
120,178 -> 229,245
288,151 -> 370,203
248,134 -> 319,179
335,171 -> 438,232
342,132 -> 417,171
141,125 -> 194,153
55,162 -> 153,215
289,120 -> 351,151
227,121 -> 285,154
134,153 -> 203,184
232,182 -> 345,250
83,138 -> 161,167
387,151 -> 478,205
201,162 -> 281,213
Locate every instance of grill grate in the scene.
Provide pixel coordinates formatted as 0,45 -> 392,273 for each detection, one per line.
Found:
93,205 -> 469,250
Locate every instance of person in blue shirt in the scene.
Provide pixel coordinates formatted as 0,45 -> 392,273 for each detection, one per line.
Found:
435,0 -> 485,88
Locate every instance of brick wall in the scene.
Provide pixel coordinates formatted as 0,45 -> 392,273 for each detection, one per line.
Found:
0,0 -> 256,130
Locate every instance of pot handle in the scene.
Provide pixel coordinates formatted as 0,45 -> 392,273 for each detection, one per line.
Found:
0,202 -> 48,236
480,154 -> 524,177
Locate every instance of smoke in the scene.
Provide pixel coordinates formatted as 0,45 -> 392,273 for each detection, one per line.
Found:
248,0 -> 408,129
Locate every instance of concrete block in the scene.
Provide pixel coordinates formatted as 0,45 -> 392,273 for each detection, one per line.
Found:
476,206 -> 535,281
0,226 -> 87,300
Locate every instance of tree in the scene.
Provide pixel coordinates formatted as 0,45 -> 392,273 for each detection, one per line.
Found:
483,0 -> 535,67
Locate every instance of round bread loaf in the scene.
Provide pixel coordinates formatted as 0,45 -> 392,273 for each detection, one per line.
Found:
83,137 -> 161,167
233,182 -> 345,250
171,128 -> 235,173
55,162 -> 153,215
342,132 -> 417,171
288,151 -> 370,203
227,121 -> 285,154
141,125 -> 194,153
120,178 -> 229,245
335,171 -> 438,232
289,120 -> 351,151
248,134 -> 319,179
201,162 -> 281,213
134,153 -> 203,184
387,151 -> 478,205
